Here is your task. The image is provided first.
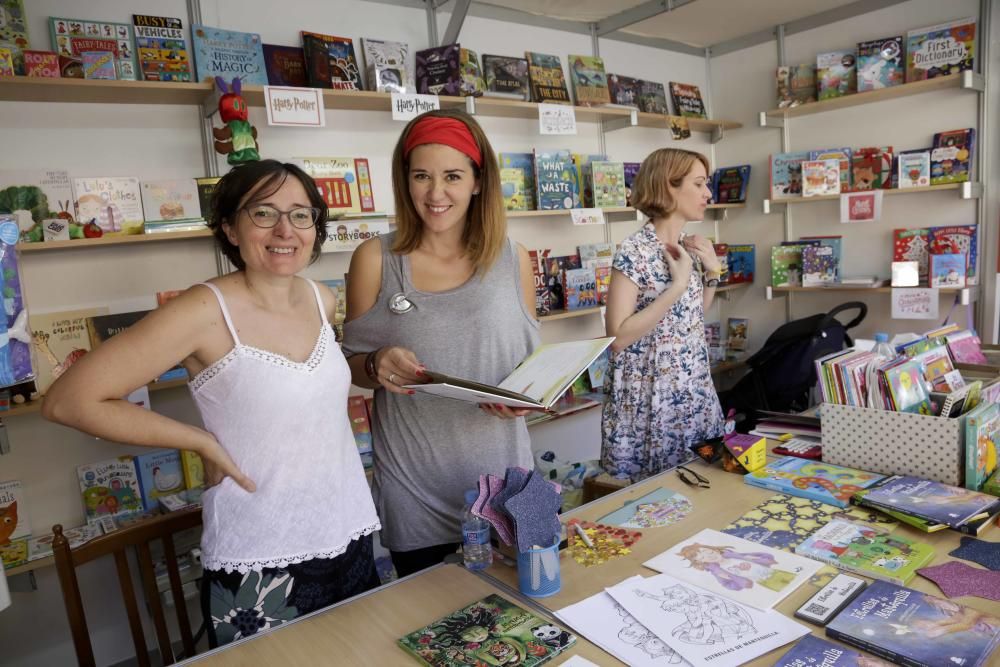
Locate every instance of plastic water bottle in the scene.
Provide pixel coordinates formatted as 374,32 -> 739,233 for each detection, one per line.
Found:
872,332 -> 895,364
461,489 -> 492,570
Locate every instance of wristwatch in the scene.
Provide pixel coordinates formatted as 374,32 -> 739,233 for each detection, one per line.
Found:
703,271 -> 721,288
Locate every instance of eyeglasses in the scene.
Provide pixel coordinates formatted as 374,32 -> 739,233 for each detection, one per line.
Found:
242,205 -> 321,229
676,465 -> 711,488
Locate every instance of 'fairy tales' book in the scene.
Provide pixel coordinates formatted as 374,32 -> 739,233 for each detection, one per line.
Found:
397,594 -> 576,666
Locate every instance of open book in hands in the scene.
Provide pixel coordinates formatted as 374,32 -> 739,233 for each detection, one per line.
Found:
404,337 -> 614,410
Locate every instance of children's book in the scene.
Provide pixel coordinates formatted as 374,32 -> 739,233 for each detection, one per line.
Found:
788,63 -> 817,104
72,176 -> 144,235
594,265 -> 610,306
415,43 -> 461,95
808,148 -> 851,191
564,267 -> 597,310
851,147 -> 893,190
775,635 -> 895,667
533,150 -> 577,210
0,480 -> 30,544
826,581 -> 1000,667
81,51 -> 117,80
458,47 -> 484,97
745,457 -> 886,509
132,14 -> 192,82
191,25 -> 267,86
726,245 -> 755,284
802,245 -> 838,287
856,36 -> 903,91
528,249 -> 551,316
802,159 -> 841,197
577,242 -> 613,270
769,151 -> 811,198
140,179 -> 202,224
0,1 -> 27,64
525,52 -> 570,103
668,81 -> 706,118
586,349 -> 609,392
607,73 -> 641,108
77,456 -> 144,524
27,524 -> 101,561
642,528 -> 823,611
347,395 -> 372,456
302,31 -> 363,91
291,157 -> 374,215
946,329 -> 988,365
623,162 -> 640,206
1,538 -> 27,569
726,317 -> 749,358
262,44 -> 307,87
195,176 -> 221,222
545,254 -> 580,311
0,45 -> 14,76
181,450 -> 204,489
906,17 -> 977,82
817,50 -> 856,99
856,475 -> 999,528
398,593 -> 575,665
929,223 -> 977,284
49,17 -> 139,81
361,38 -> 411,93
597,487 -> 693,529
637,80 -> 668,114
794,518 -> 933,585
591,161 -> 627,208
498,153 -> 536,211
481,54 -> 528,98
571,153 -> 604,208
24,50 -> 60,77
771,244 -> 806,287
930,127 -> 975,185
404,337 -> 613,410
0,168 -> 74,243
881,358 -> 932,413
134,449 -> 185,511
892,228 -> 930,284
29,307 -> 108,395
500,167 -> 526,211
711,165 -> 750,204
963,401 -> 999,492
929,252 -> 966,288
567,54 -> 610,106
897,148 -> 931,188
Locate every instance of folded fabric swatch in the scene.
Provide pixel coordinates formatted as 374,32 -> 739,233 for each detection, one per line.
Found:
504,471 -> 562,553
949,536 -> 1000,571
917,560 -> 1000,601
479,474 -> 515,546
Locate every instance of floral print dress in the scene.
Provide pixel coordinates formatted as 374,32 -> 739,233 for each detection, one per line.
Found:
602,222 -> 724,478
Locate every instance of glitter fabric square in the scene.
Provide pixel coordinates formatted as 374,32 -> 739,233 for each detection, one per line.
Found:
918,561 -> 1000,601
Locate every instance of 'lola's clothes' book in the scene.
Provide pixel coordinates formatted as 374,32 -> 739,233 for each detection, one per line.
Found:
398,593 -> 575,666
826,580 -> 1000,667
744,457 -> 885,508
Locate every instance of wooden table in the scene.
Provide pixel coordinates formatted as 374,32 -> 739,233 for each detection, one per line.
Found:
180,563 -> 616,665
481,455 -> 1000,666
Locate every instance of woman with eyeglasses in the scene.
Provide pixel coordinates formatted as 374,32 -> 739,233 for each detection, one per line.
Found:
42,160 -> 381,646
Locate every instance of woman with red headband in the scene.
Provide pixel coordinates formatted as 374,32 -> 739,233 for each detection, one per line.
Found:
342,109 -> 539,576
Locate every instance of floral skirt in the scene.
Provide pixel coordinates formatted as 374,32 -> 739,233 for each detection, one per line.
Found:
201,534 -> 380,647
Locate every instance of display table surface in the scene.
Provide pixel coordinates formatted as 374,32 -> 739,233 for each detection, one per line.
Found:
180,562 -> 615,665
482,452 -> 1000,666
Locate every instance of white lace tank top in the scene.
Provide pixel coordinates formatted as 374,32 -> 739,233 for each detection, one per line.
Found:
190,280 -> 380,574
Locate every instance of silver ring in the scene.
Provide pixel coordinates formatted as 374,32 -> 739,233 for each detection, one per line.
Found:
389,373 -> 397,384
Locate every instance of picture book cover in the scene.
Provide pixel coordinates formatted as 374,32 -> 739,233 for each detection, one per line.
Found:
859,475 -> 999,528
543,254 -> 581,311
140,179 -> 202,223
668,81 -> 706,118
577,242 -> 613,270
800,235 -> 842,272
481,54 -> 528,98
498,153 -> 536,211
415,43 -> 460,96
132,14 -> 192,82
458,47 -> 484,97
586,349 -> 609,390
0,479 -> 30,544
567,54 -> 610,106
929,252 -> 966,288
262,44 -> 307,87
745,457 -> 886,509
723,494 -> 896,552
906,17 -> 976,82
802,159 -> 841,197
525,51 -> 570,103
882,359 -> 932,414
726,317 -> 749,358
826,580 -> 1000,667
29,307 -> 107,395
946,329 -> 988,365
195,176 -> 221,222
191,25 -> 267,86
623,162 -> 640,205
72,176 -> 144,235
81,50 -> 117,80
930,127 -> 975,185
181,450 -> 204,489
851,146 -> 893,191
1,538 -> 27,569
607,73 -> 641,108
817,50 -> 856,100
292,157 -> 366,214
789,63 -> 817,104
0,0 -> 27,61
0,169 -> 74,242
24,50 -> 60,77
500,167 -> 526,211
570,153 -> 604,208
769,151 -> 811,198
964,400 -> 999,492
638,80 -> 668,114
856,36 -> 903,91
77,456 -> 144,524
311,32 -> 363,90
597,487 -> 692,529
0,46 -> 14,76
775,635 -> 895,667
642,528 -> 823,610
893,227 -> 930,283
398,593 -> 576,666
27,524 -> 101,561
771,244 -> 805,287
794,518 -> 933,585
134,449 -> 185,511
347,395 -> 372,456
594,265 -> 610,306
591,161 -> 627,208
808,147 -> 851,191
564,268 -> 597,310
712,165 -> 750,204
897,148 -> 931,188
726,245 -> 755,284
528,249 -> 552,316
533,150 -> 577,210
605,573 -> 811,667
361,38 -> 411,94
802,245 -> 838,287
49,17 -> 138,81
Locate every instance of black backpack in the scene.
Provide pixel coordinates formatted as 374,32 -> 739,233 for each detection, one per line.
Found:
720,302 -> 867,423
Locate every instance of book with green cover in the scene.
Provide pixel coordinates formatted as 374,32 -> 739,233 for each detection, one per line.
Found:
398,594 -> 575,666
794,518 -> 934,585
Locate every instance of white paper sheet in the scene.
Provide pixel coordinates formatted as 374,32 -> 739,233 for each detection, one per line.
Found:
0,567 -> 10,612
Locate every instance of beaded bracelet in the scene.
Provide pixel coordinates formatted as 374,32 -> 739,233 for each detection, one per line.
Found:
364,348 -> 381,384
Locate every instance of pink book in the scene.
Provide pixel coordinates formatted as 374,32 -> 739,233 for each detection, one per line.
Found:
947,330 -> 988,365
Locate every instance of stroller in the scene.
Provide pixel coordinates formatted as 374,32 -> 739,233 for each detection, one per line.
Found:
719,301 -> 867,426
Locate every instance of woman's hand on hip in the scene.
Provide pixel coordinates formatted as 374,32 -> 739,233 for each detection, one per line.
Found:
200,438 -> 256,492
375,346 -> 426,394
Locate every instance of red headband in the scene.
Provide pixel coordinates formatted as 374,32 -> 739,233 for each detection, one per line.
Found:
403,116 -> 483,168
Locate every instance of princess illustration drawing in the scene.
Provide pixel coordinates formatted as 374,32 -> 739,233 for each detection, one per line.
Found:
634,584 -> 756,645
677,543 -> 796,592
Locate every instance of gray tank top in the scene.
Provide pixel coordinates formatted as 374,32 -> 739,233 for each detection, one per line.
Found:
342,232 -> 540,550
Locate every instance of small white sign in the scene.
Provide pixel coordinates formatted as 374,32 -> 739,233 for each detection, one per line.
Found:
264,86 -> 325,127
126,385 -> 151,410
538,103 -> 577,135
840,190 -> 883,223
391,93 -> 440,121
892,287 -> 939,319
323,219 -> 391,253
570,208 -> 606,226
42,218 -> 70,241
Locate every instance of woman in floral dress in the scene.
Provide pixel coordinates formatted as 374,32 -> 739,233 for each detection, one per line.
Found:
602,148 -> 725,479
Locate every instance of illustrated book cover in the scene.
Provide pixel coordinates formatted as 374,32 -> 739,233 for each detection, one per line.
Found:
668,81 -> 706,118
854,475 -> 999,528
745,457 -> 885,509
481,54 -> 528,98
906,17 -> 976,82
77,456 -> 144,524
856,36 -> 903,91
132,14 -> 191,82
361,38 -> 411,93
415,43 -> 460,96
262,44 -> 307,87
525,52 -> 570,103
0,479 -> 30,544
134,449 -> 185,510
72,176 -> 144,235
567,54 -> 610,106
191,25 -> 267,86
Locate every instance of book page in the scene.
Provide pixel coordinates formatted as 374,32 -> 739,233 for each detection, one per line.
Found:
498,338 -> 613,407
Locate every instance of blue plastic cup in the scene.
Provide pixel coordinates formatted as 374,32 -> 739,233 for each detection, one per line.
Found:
517,539 -> 561,598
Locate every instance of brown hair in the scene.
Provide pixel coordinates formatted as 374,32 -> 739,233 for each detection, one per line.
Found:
631,148 -> 711,219
390,109 -> 506,273
677,543 -> 726,571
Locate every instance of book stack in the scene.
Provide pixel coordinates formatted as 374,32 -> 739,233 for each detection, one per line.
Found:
853,475 -> 1000,536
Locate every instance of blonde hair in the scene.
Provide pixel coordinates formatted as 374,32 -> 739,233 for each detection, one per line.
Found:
390,109 -> 506,273
631,148 -> 710,219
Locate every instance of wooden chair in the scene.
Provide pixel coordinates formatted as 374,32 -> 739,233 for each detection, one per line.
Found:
52,507 -> 203,667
